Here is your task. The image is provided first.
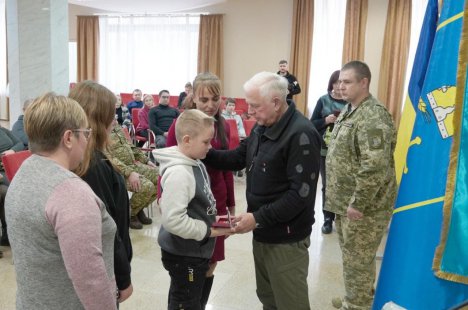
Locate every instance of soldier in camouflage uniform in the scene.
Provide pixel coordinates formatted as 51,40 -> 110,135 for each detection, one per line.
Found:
325,61 -> 397,310
107,124 -> 159,229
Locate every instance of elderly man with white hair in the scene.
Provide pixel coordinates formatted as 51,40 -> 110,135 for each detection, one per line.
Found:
204,71 -> 321,310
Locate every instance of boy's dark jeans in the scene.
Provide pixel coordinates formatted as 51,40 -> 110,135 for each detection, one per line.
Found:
161,249 -> 209,310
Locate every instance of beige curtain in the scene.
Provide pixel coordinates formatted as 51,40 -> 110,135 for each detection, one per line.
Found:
342,0 -> 368,64
377,0 -> 411,125
198,15 -> 224,84
290,0 -> 314,115
77,16 -> 99,82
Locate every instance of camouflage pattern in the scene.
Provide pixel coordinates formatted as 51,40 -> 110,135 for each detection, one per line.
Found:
106,124 -> 158,215
335,212 -> 390,310
325,95 -> 397,216
325,95 -> 397,310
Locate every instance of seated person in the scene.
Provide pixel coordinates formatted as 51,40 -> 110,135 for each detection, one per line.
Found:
148,90 -> 180,148
115,94 -> 131,128
11,99 -> 32,148
221,97 -> 246,139
0,125 -> 25,248
177,82 -> 192,109
126,89 -> 143,119
107,123 -> 159,230
135,94 -> 154,145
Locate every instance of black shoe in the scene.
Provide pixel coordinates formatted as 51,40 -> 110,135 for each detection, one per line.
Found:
321,220 -> 332,234
137,210 -> 153,225
130,216 -> 143,229
0,227 -> 9,246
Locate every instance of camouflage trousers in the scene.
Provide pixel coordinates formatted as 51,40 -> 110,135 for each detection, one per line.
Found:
335,211 -> 391,310
127,162 -> 158,216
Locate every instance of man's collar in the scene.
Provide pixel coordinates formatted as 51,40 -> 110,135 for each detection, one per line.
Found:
263,100 -> 295,140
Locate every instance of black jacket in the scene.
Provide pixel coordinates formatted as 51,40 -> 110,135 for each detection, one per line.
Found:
277,71 -> 301,100
204,101 -> 321,243
82,151 -> 133,290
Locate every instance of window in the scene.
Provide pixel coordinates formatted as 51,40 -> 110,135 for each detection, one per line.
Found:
307,0 -> 347,117
99,15 -> 199,95
69,41 -> 77,84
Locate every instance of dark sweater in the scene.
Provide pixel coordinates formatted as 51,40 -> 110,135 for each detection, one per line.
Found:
204,101 -> 321,244
81,151 -> 132,290
148,104 -> 180,136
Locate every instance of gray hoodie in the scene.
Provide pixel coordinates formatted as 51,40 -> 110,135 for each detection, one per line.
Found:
153,146 -> 216,258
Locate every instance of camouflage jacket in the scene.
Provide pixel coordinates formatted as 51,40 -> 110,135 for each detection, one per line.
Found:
325,95 -> 397,216
106,125 -> 149,178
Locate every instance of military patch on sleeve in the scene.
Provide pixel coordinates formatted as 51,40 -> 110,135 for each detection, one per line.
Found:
367,129 -> 384,150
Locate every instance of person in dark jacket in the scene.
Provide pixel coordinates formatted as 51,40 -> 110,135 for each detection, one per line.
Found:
310,70 -> 347,234
204,71 -> 321,310
148,90 -> 180,148
177,82 -> 192,109
0,125 -> 26,251
11,99 -> 33,148
69,81 -> 133,304
277,59 -> 301,100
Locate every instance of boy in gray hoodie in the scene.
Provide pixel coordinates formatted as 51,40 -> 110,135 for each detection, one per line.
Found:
153,109 -> 233,310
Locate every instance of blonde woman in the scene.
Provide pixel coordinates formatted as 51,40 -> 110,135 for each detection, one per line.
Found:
6,93 -> 117,309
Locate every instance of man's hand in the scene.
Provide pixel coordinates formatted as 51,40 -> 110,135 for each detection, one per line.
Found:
347,206 -> 363,221
128,172 -> 141,192
232,213 -> 256,233
2,150 -> 15,156
163,132 -> 168,138
118,283 -> 133,303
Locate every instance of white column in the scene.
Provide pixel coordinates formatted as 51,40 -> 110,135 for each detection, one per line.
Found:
6,0 -> 68,125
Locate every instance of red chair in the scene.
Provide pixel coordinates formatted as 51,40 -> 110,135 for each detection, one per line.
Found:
243,119 -> 256,137
2,150 -> 32,181
131,108 -> 147,145
169,96 -> 179,108
120,93 -> 133,106
225,119 -> 240,150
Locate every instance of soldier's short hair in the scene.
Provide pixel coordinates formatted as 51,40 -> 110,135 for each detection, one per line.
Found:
25,92 -> 87,153
342,61 -> 372,84
279,60 -> 288,65
175,109 -> 215,144
243,71 -> 289,102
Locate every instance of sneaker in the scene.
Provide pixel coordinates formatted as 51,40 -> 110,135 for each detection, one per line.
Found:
137,210 -> 153,225
321,219 -> 332,234
130,216 -> 143,229
331,297 -> 343,309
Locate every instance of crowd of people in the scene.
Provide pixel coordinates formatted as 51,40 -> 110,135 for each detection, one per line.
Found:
0,60 -> 396,310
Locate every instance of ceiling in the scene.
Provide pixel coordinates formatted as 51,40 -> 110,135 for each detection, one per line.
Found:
68,0 -> 226,14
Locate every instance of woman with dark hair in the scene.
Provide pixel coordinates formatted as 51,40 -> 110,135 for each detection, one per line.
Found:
310,70 -> 347,234
166,72 -> 235,309
69,81 -> 133,304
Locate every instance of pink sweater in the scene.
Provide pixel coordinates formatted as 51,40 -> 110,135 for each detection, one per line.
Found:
136,105 -> 151,134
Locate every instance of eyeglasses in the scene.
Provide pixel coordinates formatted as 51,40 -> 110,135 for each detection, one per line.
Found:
72,128 -> 92,139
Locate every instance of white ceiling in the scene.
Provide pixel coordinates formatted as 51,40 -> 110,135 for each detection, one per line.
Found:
68,0 -> 226,14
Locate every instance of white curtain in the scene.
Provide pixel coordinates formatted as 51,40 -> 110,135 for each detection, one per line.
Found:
0,0 -> 8,120
307,0 -> 347,117
99,15 -> 199,96
400,0 -> 429,110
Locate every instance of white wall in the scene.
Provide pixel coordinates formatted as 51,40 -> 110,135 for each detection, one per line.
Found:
190,0 -> 293,97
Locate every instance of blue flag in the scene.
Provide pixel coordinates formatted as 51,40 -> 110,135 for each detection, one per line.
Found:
433,0 -> 468,285
374,1 -> 468,309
